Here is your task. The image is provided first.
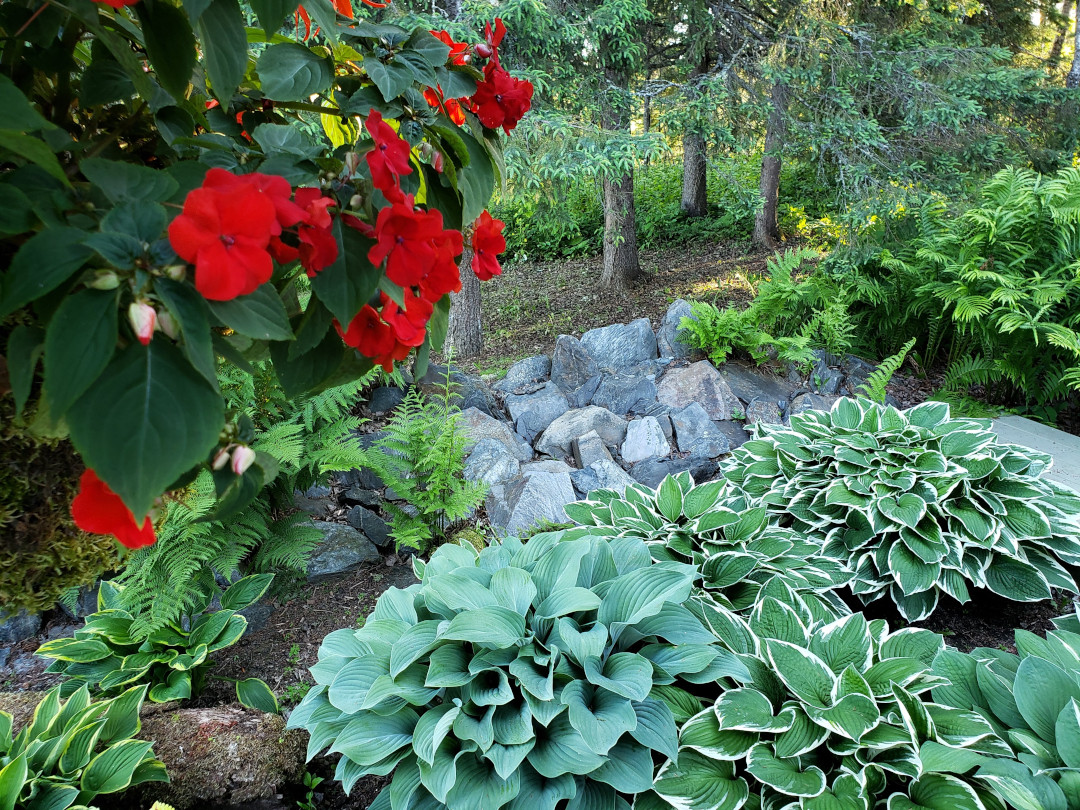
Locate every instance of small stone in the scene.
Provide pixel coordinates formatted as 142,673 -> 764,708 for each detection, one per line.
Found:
464,438 -> 521,487
417,364 -> 499,416
291,490 -> 332,517
590,374 -> 658,416
670,402 -> 731,458
580,319 -> 658,372
570,460 -> 636,497
656,299 -> 703,360
306,523 -> 381,580
655,414 -> 674,443
810,366 -> 844,395
486,472 -> 577,535
535,406 -> 629,457
493,355 -> 552,393
347,505 -> 391,547
550,335 -> 601,401
621,417 -> 671,463
657,361 -> 741,421
789,392 -> 841,418
0,649 -> 9,669
368,386 -> 405,414
58,584 -> 100,620
714,420 -> 752,450
572,430 -> 613,469
46,623 -> 77,640
340,486 -> 380,507
718,363 -> 796,405
458,407 -> 534,462
842,354 -> 877,388
0,611 -> 42,644
336,461 -> 383,491
628,455 -> 719,490
567,374 -> 603,408
745,397 -> 783,426
305,484 -> 332,499
504,382 -> 570,443
239,603 -> 274,635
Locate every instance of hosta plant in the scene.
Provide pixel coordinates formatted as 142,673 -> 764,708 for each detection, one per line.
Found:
37,577 -> 278,712
287,532 -> 748,808
648,585 -> 1017,810
721,397 -> 1080,621
0,683 -> 167,810
564,472 -> 853,622
931,608 -> 1080,810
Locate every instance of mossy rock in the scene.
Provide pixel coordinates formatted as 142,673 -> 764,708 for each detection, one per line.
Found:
449,526 -> 488,551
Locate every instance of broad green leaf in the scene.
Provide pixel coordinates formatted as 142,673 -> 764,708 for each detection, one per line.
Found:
654,750 -> 749,810
330,709 -> 418,767
984,557 -> 1051,602
81,158 -> 179,204
445,753 -> 520,810
236,678 -> 279,713
0,131 -> 68,185
249,0 -> 301,37
583,652 -> 653,701
1057,699 -> 1080,769
0,228 -> 92,319
79,739 -> 154,795
630,698 -> 679,762
765,639 -> 836,709
597,563 -> 696,626
975,758 -> 1067,810
258,43 -> 333,101
67,340 -> 224,518
590,738 -> 654,793
311,217 -> 381,325
439,608 -> 525,648
527,715 -> 606,778
561,681 -> 637,756
1014,655 -> 1080,743
747,742 -> 827,797
0,754 -> 28,810
6,324 -> 43,416
221,573 -> 275,611
209,284 -> 293,341
198,0 -> 249,101
135,1 -> 197,98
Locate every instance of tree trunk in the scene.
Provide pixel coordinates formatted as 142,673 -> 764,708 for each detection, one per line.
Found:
600,67 -> 640,291
1050,0 -> 1073,68
446,248 -> 482,360
752,81 -> 789,250
1069,11 -> 1080,87
681,131 -> 708,217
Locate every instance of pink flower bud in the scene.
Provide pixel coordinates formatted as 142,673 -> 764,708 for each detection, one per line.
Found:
475,42 -> 493,58
128,302 -> 156,346
212,447 -> 231,470
157,311 -> 180,340
231,446 -> 256,476
89,271 -> 120,290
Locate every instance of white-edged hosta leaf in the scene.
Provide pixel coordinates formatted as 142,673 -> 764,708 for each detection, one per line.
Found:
983,557 -> 1051,602
680,707 -> 758,760
973,758 -> 1067,810
714,688 -> 793,733
885,773 -> 983,810
746,742 -> 827,797
764,640 -> 836,709
773,707 -> 829,758
653,749 -> 750,810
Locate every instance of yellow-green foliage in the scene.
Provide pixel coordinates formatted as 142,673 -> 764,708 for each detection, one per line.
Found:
0,401 -> 119,613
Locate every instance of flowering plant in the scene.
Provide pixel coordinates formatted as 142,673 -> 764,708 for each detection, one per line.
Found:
0,0 -> 530,549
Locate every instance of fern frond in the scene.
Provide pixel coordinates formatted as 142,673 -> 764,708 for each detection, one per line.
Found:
855,338 -> 916,403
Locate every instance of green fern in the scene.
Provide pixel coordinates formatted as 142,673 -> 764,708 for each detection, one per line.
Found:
856,338 -> 916,403
356,367 -> 486,553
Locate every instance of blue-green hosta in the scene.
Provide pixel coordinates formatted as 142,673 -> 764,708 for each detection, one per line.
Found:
564,472 -> 852,623
721,397 -> 1080,621
0,684 -> 167,810
643,585 -> 1017,810
932,608 -> 1080,810
287,532 -> 748,808
37,576 -> 278,712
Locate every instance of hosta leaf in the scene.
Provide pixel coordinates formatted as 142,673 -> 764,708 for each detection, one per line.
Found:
975,758 -> 1067,810
445,753 -> 521,810
1056,698 -> 1080,769
653,750 -> 749,810
765,640 -> 836,709
746,742 -> 827,797
630,698 -> 679,762
505,767 -> 576,810
1014,655 -> 1080,744
773,707 -> 829,758
886,774 -> 984,810
561,681 -> 637,756
750,597 -> 810,647
527,715 -> 606,778
715,689 -> 793,733
597,562 -> 697,626
810,613 -> 873,674
490,567 -> 537,615
413,703 -> 460,765
330,709 -> 418,767
439,608 -> 525,648
656,476 -> 684,522
804,692 -> 880,740
591,738 -> 655,793
983,557 -> 1051,602
680,708 -> 758,759
583,653 -> 654,701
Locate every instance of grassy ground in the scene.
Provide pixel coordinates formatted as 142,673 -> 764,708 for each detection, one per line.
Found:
459,239 -> 769,377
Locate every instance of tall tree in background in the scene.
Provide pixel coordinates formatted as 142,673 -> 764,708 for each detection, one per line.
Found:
752,77 -> 788,248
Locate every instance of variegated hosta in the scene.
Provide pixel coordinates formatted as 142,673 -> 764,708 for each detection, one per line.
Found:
644,585 -> 1017,810
286,532 -> 746,809
564,472 -> 853,623
932,608 -> 1080,810
721,397 -> 1080,621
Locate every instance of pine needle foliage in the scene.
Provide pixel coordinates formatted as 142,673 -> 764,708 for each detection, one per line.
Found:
355,369 -> 485,553
116,363 -> 378,638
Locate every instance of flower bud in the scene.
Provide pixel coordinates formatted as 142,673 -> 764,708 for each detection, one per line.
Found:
212,447 -> 231,470
344,152 -> 361,175
349,193 -> 364,210
231,446 -> 257,476
432,150 -> 445,173
157,311 -> 180,340
165,264 -> 187,282
128,302 -> 156,346
88,270 -> 120,290
475,42 -> 493,58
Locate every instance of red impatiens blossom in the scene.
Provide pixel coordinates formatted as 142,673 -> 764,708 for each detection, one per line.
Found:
71,469 -> 156,549
365,110 -> 412,196
335,305 -> 411,371
168,182 -> 278,301
203,168 -> 306,233
432,30 -> 470,65
418,229 -> 464,301
367,196 -> 458,289
423,87 -> 466,125
93,0 -> 140,8
381,289 -> 434,347
477,18 -> 507,63
471,210 -> 506,281
294,187 -> 338,276
470,62 -> 534,134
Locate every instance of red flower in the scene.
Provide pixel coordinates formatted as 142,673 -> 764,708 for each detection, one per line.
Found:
94,0 -> 140,8
381,290 -> 433,346
335,306 -> 411,371
419,229 -> 464,300
365,110 -> 412,196
168,181 -> 278,301
368,197 -> 451,288
432,30 -> 470,65
471,211 -> 506,281
72,469 -> 156,549
203,168 -> 305,233
423,87 -> 466,125
298,226 -> 339,276
470,63 -> 533,133
482,18 -> 506,60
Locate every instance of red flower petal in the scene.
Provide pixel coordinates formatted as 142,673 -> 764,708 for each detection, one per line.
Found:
71,470 -> 156,549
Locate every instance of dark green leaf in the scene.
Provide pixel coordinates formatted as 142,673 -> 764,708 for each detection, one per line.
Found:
6,325 -> 44,417
136,0 -> 197,99
289,295 -> 333,359
154,278 -> 218,389
82,158 -> 179,205
250,0 -> 300,38
0,75 -> 51,131
67,340 -> 224,517
0,227 -> 92,319
311,217 -> 381,325
84,232 -> 145,268
363,55 -> 414,101
209,284 -> 293,341
269,326 -> 345,397
43,288 -> 118,422
257,43 -> 333,101
0,184 -> 36,235
458,130 -> 494,224
237,678 -> 279,713
198,0 -> 249,102
0,130 -> 68,185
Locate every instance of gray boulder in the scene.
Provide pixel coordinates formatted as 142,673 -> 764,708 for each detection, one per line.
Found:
464,438 -> 521,487
745,397 -> 784,426
572,430 -> 613,469
629,455 -> 719,490
657,361 -> 742,420
368,386 -> 405,414
522,460 -> 575,477
486,472 -> 577,535
590,374 -> 658,416
621,417 -> 672,463
670,402 -> 730,458
306,523 -> 381,580
346,505 -> 391,547
535,406 -> 629,457
580,319 -> 658,372
715,420 -> 752,449
505,382 -> 570,443
570,460 -> 636,497
842,354 -> 877,389
417,364 -> 499,417
789,392 -> 841,418
718,364 -> 796,405
494,355 -> 552,394
656,299 -> 702,359
0,610 -> 41,644
458,407 -> 534,462
550,335 -> 601,400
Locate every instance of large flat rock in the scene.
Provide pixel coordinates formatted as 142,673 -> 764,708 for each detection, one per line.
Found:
657,361 -> 741,420
486,471 -> 577,535
535,406 -> 628,457
580,319 -> 658,372
458,407 -> 534,462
